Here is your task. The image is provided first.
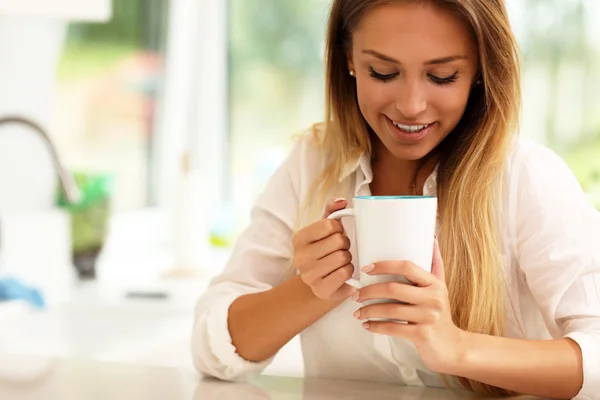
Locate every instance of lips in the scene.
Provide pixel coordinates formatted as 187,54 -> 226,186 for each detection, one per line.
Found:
385,116 -> 435,141
394,122 -> 432,133
390,119 -> 434,133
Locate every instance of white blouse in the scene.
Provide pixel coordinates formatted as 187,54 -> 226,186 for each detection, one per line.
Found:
192,135 -> 600,400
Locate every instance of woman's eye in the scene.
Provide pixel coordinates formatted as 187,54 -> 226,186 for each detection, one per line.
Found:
369,66 -> 398,82
367,66 -> 459,85
428,72 -> 459,85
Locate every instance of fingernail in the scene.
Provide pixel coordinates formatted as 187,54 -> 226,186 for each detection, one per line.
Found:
351,291 -> 360,302
361,264 -> 375,273
362,322 -> 371,330
353,310 -> 362,320
333,198 -> 346,203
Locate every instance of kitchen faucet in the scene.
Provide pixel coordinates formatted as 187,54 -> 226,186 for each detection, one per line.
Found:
0,115 -> 81,205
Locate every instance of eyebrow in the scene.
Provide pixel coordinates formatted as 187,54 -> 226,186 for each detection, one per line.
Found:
362,49 -> 467,65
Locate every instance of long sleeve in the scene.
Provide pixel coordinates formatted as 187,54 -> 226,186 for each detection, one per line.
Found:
513,143 -> 600,400
191,141 -> 306,381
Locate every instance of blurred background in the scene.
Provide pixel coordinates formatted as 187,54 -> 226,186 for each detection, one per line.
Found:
49,0 -> 600,231
0,0 -> 598,376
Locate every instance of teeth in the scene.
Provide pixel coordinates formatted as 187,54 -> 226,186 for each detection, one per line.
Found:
393,121 -> 430,133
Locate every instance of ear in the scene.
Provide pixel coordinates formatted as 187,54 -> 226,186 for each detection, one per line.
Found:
472,70 -> 483,87
346,51 -> 355,73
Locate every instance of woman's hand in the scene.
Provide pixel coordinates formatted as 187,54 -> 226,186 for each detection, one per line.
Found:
293,198 -> 357,301
352,237 -> 466,374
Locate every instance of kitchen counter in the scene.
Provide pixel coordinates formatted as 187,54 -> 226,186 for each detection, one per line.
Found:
0,276 -> 304,377
0,353 -> 546,400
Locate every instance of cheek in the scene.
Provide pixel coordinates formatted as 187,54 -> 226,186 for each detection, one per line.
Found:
433,87 -> 472,122
356,81 -> 394,115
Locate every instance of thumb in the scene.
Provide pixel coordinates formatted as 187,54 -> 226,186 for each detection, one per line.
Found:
431,235 -> 445,283
322,197 -> 348,218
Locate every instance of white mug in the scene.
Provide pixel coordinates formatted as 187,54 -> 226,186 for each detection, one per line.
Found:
328,196 -> 438,299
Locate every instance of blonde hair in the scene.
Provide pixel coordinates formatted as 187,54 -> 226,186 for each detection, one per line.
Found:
300,0 -> 521,396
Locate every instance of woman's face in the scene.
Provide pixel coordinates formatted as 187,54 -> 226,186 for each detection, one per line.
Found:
348,2 -> 479,161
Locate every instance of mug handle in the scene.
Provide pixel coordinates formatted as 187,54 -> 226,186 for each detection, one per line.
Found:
327,209 -> 361,289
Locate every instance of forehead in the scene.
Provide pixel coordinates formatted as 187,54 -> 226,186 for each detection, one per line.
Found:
352,2 -> 477,61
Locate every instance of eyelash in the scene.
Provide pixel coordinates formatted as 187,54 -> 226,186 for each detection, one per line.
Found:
368,66 -> 459,85
368,66 -> 398,82
429,72 -> 459,85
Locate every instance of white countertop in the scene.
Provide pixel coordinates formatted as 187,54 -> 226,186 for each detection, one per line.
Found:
0,275 -> 305,378
0,353 -> 543,400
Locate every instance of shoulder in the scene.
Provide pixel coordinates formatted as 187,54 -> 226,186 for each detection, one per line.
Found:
505,137 -> 584,200
500,137 -> 596,258
256,123 -> 330,208
251,125 -> 328,227
288,123 -> 326,161
286,123 -> 329,186
501,137 -> 588,253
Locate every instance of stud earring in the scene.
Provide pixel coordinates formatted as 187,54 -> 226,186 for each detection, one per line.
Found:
349,70 -> 356,77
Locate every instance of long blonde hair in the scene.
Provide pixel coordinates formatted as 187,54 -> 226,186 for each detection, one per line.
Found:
302,0 -> 521,396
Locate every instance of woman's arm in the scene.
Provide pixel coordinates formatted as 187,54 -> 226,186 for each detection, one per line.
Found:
192,137 -> 354,380
229,197 -> 357,362
355,229 -> 595,399
508,145 -> 600,399
452,334 -> 583,399
228,274 -> 345,362
193,139 -> 307,380
454,144 -> 598,399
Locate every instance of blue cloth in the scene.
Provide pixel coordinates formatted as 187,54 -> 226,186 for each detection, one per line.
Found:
0,278 -> 45,309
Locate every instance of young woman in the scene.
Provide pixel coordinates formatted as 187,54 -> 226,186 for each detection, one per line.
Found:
192,1 -> 600,398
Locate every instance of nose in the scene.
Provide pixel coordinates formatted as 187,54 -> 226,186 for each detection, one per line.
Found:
395,80 -> 427,119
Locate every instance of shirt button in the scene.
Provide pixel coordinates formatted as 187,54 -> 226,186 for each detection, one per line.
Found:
400,365 -> 419,382
403,368 -> 417,379
424,183 -> 434,195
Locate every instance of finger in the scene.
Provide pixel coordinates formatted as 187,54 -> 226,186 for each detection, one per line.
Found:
431,235 -> 445,283
314,263 -> 354,296
322,197 -> 348,218
364,260 -> 435,287
334,283 -> 359,299
294,219 -> 344,246
306,251 -> 352,281
355,303 -> 423,323
362,320 -> 417,338
312,232 -> 350,260
357,281 -> 429,305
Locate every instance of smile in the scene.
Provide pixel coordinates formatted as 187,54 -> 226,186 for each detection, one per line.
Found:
391,121 -> 433,133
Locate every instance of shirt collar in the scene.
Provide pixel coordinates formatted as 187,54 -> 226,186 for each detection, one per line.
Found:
338,151 -> 439,196
338,152 -> 372,183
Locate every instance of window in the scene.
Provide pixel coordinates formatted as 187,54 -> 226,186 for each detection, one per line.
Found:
510,0 -> 600,207
54,0 -> 170,211
227,0 -> 332,233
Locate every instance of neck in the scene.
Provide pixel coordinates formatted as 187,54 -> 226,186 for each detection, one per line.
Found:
369,138 -> 437,196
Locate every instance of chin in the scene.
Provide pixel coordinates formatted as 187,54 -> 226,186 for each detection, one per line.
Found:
383,141 -> 436,162
392,149 -> 430,161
